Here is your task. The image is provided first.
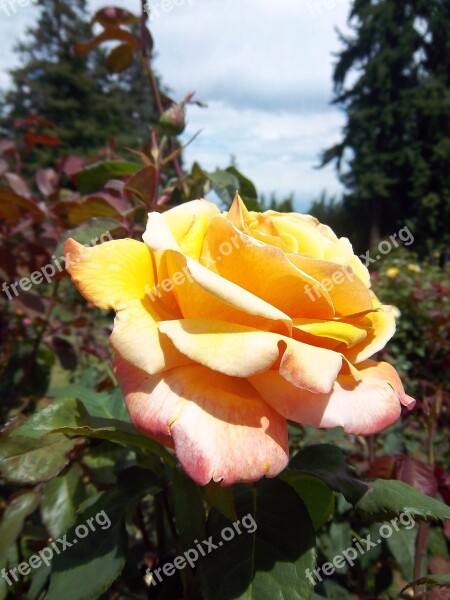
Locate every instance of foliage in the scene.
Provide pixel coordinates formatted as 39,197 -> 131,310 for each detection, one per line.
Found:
0,0 -> 160,171
372,252 -> 450,394
0,3 -> 449,600
322,0 -> 450,253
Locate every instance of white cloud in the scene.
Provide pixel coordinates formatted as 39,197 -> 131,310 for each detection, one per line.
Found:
181,100 -> 345,210
0,0 -> 352,208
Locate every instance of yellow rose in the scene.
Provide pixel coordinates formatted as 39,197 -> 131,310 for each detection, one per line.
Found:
407,264 -> 421,273
386,267 -> 400,278
65,195 -> 415,485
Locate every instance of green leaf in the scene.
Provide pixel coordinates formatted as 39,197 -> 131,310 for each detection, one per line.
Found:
322,580 -> 354,599
225,166 -> 259,208
25,563 -> 52,600
290,444 -> 368,504
172,468 -> 206,550
207,169 -> 239,206
77,160 -> 141,194
45,492 -> 127,600
318,521 -> 352,565
82,443 -> 137,485
282,472 -> 335,530
199,478 -> 316,600
52,384 -> 130,423
203,482 -> 236,522
0,491 -> 41,566
53,217 -> 125,258
0,491 -> 41,600
386,525 -> 417,581
355,479 -> 450,522
0,418 -> 77,484
14,397 -> 176,466
45,467 -> 159,600
41,464 -> 87,539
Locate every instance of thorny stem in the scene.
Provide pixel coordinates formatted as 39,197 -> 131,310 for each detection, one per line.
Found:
140,0 -> 184,184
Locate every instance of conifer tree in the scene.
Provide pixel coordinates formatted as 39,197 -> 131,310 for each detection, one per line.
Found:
322,0 -> 450,253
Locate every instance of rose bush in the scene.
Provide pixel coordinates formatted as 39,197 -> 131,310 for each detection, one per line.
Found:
65,195 -> 415,485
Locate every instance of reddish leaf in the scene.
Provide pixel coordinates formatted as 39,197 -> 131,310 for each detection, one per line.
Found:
60,155 -> 86,180
15,115 -> 56,129
67,197 -> 123,225
0,200 -> 21,224
73,27 -> 138,55
0,159 -> 8,176
14,291 -> 49,319
429,556 -> 450,575
92,6 -> 139,27
51,337 -> 78,370
86,192 -> 130,214
124,147 -> 153,166
24,243 -> 52,273
369,454 -> 438,498
36,168 -> 59,197
0,189 -> 44,223
0,247 -> 17,279
444,521 -> 450,539
3,172 -> 32,199
125,165 -> 157,207
368,455 -> 398,480
395,456 -> 438,498
435,467 -> 450,505
105,43 -> 134,73
23,132 -> 62,150
0,139 -> 16,155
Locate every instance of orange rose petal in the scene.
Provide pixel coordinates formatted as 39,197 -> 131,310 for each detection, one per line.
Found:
115,356 -> 289,485
159,318 -> 342,393
111,300 -> 191,375
65,238 -> 186,375
64,238 -> 158,311
289,254 -> 374,316
159,199 -> 220,245
249,360 -> 414,436
342,308 -> 396,363
202,215 -> 336,319
293,318 -> 368,348
162,249 -> 292,335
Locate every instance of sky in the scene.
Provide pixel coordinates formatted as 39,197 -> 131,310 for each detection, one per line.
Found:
0,0 -> 353,211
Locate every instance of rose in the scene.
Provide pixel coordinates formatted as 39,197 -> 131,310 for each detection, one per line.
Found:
65,195 -> 415,485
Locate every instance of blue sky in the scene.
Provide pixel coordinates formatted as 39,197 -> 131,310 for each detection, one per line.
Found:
0,0 -> 352,211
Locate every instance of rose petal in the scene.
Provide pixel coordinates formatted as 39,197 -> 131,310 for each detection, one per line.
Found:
65,238 -> 158,311
294,318 -> 368,348
114,356 -> 289,485
289,253 -> 374,316
111,300 -> 191,375
249,360 -> 414,435
201,214 -> 336,319
159,318 -> 342,393
342,308 -> 396,363
161,249 -> 292,335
